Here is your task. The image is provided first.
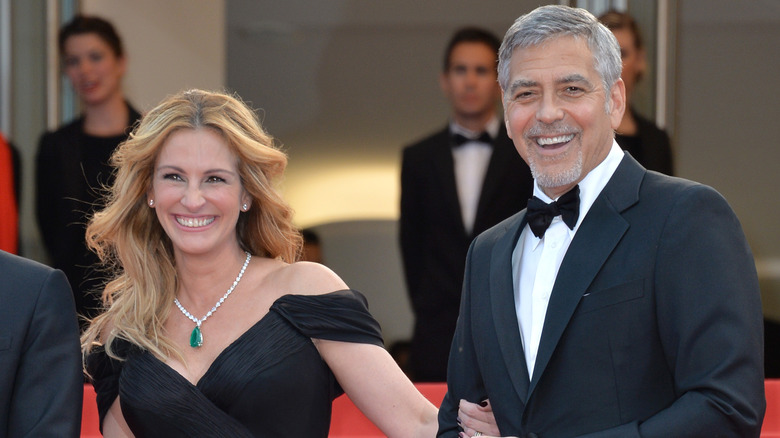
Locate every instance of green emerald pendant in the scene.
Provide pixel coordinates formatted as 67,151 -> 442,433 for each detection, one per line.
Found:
190,325 -> 203,348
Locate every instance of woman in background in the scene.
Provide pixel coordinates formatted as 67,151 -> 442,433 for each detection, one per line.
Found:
598,10 -> 673,175
36,15 -> 141,328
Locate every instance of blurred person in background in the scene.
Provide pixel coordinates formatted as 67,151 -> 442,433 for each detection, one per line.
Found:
400,27 -> 533,382
36,15 -> 141,329
599,9 -> 673,175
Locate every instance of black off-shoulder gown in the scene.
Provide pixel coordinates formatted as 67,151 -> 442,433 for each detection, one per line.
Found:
87,290 -> 384,437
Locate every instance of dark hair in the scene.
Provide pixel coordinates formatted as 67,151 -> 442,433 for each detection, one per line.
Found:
443,27 -> 501,72
58,15 -> 124,58
598,9 -> 644,50
301,228 -> 321,245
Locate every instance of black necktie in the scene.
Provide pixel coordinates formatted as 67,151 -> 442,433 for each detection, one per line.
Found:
451,131 -> 492,147
526,185 -> 580,238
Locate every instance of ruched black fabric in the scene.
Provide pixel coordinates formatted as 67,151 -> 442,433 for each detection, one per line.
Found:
86,289 -> 384,437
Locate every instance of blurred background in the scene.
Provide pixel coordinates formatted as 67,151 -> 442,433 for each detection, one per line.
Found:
2,0 -> 779,349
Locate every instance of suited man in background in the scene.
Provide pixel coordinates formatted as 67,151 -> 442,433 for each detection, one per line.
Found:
441,5 -> 764,437
0,250 -> 82,437
400,27 -> 533,382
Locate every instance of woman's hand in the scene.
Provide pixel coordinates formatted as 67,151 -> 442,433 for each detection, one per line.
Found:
457,398 -> 516,438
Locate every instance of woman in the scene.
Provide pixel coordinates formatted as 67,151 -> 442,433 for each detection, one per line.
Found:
36,15 -> 141,328
597,10 -> 673,175
82,89 -> 500,437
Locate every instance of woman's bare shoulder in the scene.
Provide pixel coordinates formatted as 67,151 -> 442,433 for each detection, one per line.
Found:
266,261 -> 348,297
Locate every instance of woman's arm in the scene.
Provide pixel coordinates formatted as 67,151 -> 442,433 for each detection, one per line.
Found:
315,339 -> 438,438
102,399 -> 134,438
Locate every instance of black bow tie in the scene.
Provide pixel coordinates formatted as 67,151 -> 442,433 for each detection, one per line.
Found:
526,185 -> 580,238
451,131 -> 492,146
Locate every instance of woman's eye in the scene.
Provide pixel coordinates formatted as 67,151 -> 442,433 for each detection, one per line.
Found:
163,173 -> 183,181
206,176 -> 225,183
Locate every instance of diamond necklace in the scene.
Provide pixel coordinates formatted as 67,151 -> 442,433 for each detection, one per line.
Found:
174,251 -> 251,348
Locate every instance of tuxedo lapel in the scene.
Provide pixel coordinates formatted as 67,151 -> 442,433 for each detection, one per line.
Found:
489,213 -> 531,401
430,129 -> 466,236
527,155 -> 644,395
476,126 -> 513,220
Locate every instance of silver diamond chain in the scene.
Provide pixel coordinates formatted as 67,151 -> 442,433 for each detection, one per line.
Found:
174,251 -> 252,327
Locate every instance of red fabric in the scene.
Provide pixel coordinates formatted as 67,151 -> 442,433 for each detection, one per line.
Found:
764,379 -> 780,437
81,384 -> 101,438
328,382 -> 447,437
0,132 -> 18,254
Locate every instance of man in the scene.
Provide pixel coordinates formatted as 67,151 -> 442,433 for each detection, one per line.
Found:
440,5 -> 764,437
0,250 -> 82,437
400,27 -> 533,382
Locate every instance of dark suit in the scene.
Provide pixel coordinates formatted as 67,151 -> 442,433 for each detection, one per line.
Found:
400,124 -> 533,381
439,154 -> 765,436
0,251 -> 82,437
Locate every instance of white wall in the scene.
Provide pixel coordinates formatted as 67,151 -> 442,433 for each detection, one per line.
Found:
82,0 -> 225,112
675,0 -> 780,318
227,0 -> 539,227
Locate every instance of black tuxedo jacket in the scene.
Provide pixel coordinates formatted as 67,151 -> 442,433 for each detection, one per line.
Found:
0,251 -> 82,437
439,154 -> 765,436
400,124 -> 533,381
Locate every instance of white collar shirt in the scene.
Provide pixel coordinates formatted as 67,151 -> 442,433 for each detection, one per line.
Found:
511,141 -> 625,378
450,116 -> 500,235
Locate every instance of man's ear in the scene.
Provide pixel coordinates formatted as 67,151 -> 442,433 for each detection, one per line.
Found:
500,88 -> 513,139
609,78 -> 627,129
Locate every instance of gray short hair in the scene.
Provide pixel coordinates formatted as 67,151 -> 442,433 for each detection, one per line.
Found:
498,5 -> 622,101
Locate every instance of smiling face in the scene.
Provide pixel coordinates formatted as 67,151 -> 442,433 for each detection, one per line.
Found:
502,36 -> 625,199
149,128 -> 251,257
63,33 -> 126,107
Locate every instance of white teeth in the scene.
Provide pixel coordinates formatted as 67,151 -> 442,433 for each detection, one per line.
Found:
176,216 -> 215,228
537,134 -> 574,146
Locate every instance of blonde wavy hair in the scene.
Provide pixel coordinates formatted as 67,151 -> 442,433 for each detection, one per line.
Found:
81,89 -> 302,362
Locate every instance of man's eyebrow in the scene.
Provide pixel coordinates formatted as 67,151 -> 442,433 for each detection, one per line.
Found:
558,74 -> 593,87
507,73 -> 595,95
507,79 -> 537,94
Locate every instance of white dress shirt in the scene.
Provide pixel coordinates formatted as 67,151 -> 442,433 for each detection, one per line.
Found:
451,117 -> 500,235
512,141 -> 625,378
